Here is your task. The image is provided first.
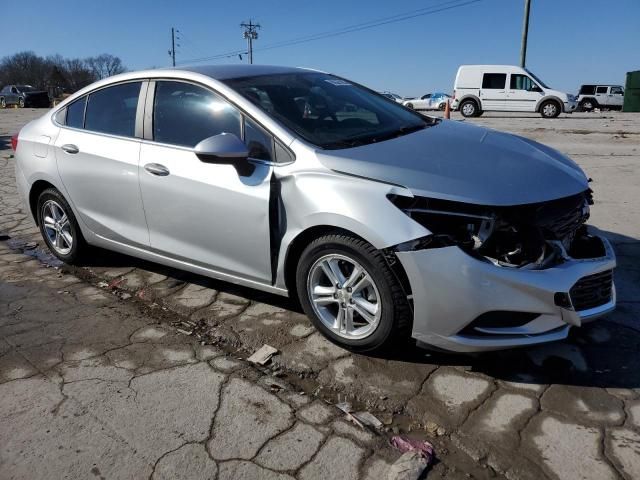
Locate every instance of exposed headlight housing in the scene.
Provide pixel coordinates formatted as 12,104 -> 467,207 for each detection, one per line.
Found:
388,192 -> 592,268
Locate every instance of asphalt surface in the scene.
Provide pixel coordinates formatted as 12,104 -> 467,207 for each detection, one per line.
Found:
1,108 -> 639,480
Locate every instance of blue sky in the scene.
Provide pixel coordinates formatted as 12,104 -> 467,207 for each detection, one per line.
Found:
2,0 -> 638,96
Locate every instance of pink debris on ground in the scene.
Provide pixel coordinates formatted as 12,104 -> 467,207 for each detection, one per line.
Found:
390,436 -> 435,462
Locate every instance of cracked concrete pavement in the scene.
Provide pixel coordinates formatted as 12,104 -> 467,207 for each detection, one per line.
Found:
1,108 -> 640,479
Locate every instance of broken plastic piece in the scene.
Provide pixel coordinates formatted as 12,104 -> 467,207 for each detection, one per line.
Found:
353,411 -> 383,430
247,344 -> 278,365
390,436 -> 434,462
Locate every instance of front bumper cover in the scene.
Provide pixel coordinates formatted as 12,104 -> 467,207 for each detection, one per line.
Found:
397,235 -> 616,352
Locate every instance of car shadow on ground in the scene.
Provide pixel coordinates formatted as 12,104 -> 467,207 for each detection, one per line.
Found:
46,226 -> 639,391
0,136 -> 11,150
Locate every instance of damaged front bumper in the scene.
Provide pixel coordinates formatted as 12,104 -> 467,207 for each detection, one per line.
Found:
396,235 -> 616,352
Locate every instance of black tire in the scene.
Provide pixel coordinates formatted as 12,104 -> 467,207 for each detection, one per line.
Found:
0,97 -> 5,108
540,100 -> 561,118
296,233 -> 412,353
406,103 -> 414,109
579,98 -> 596,112
36,188 -> 88,264
18,97 -> 25,108
459,99 -> 479,117
438,102 -> 446,111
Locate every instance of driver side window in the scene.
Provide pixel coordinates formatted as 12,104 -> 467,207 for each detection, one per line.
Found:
153,81 -> 242,147
510,74 -> 538,91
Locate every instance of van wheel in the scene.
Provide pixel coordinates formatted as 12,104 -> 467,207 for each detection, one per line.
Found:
579,98 -> 596,112
296,233 -> 412,353
459,99 -> 479,117
540,100 -> 561,118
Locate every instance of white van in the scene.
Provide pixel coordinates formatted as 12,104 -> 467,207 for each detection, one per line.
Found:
452,65 -> 577,118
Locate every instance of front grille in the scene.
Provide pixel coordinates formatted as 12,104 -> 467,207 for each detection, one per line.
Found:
570,270 -> 613,311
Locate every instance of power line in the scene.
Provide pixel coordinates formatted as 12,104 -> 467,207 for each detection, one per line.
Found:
176,0 -> 485,65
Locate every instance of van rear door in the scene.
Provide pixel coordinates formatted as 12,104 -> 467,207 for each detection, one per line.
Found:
479,73 -> 507,110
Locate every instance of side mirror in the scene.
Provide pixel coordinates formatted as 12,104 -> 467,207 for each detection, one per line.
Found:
194,133 -> 249,164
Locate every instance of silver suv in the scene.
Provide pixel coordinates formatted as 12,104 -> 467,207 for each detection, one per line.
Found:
13,65 -> 616,353
577,84 -> 624,111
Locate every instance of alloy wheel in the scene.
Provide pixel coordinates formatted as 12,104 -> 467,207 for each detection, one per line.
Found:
42,200 -> 73,255
307,254 -> 382,340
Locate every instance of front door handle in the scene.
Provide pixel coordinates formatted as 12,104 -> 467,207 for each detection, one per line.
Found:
61,144 -> 79,154
144,163 -> 170,176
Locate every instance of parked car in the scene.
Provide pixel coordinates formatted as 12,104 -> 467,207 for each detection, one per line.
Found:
576,85 -> 624,111
403,93 -> 451,111
0,85 -> 50,108
451,65 -> 577,118
379,92 -> 404,103
13,65 -> 615,353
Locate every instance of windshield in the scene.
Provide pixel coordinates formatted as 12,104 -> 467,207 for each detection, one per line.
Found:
224,72 -> 434,149
524,70 -> 549,89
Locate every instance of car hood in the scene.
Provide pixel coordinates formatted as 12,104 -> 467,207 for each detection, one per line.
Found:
316,120 -> 589,206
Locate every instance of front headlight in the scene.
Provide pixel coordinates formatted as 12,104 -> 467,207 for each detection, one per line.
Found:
387,194 -> 495,250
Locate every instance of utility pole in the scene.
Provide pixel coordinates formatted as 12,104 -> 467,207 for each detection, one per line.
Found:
520,0 -> 531,67
169,27 -> 176,67
241,20 -> 260,64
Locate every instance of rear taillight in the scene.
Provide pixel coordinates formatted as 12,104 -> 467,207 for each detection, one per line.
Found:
11,132 -> 19,151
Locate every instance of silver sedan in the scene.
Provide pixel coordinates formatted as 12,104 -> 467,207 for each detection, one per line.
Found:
13,65 -> 616,353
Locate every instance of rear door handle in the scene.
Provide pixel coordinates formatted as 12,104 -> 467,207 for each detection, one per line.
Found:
61,144 -> 79,154
144,163 -> 170,176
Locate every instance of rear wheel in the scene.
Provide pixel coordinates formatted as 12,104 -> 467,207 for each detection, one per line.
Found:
406,103 -> 414,109
540,100 -> 561,118
296,233 -> 412,353
37,188 -> 88,264
459,99 -> 479,117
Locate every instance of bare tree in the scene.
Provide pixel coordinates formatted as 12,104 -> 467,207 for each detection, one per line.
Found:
0,51 -> 49,88
86,54 -> 126,80
0,51 -> 127,94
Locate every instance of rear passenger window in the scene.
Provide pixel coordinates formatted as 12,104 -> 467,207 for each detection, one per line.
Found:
153,81 -> 242,147
66,97 -> 86,129
482,73 -> 507,89
84,82 -> 141,137
596,86 -> 608,94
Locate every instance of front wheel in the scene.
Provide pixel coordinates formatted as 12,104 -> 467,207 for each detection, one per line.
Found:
406,103 -> 414,109
296,233 -> 412,353
0,97 -> 5,108
37,188 -> 88,264
18,97 -> 25,108
540,100 -> 561,118
579,98 -> 596,112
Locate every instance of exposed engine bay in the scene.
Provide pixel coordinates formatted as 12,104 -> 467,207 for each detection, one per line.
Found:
389,190 -> 606,269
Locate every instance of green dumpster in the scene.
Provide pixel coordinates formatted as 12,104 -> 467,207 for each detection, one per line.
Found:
623,70 -> 640,112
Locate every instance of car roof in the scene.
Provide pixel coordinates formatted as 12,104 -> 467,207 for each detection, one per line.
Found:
179,64 -> 315,80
